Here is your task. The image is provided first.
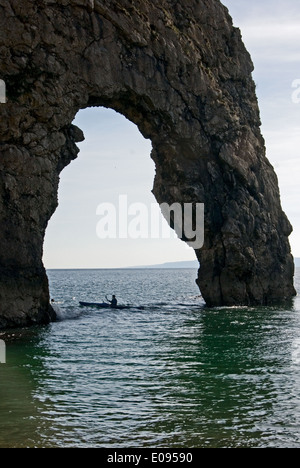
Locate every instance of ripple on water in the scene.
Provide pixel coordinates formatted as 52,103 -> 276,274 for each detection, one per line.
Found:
0,269 -> 300,448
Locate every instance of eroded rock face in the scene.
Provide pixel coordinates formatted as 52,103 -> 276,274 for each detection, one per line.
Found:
0,0 -> 296,327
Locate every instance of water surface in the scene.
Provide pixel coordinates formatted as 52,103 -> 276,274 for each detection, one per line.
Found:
0,269 -> 300,448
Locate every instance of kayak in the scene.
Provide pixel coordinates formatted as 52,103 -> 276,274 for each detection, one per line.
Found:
79,301 -> 129,309
79,301 -> 144,310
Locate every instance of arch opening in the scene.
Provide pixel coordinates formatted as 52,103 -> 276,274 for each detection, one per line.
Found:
43,106 -> 198,271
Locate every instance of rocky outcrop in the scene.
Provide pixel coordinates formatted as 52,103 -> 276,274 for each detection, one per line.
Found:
0,0 -> 296,327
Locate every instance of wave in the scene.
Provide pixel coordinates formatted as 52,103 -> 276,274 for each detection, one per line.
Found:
52,303 -> 82,321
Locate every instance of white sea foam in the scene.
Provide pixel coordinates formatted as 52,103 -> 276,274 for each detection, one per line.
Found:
52,303 -> 81,321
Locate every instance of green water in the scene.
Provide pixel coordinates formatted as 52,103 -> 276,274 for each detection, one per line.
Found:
0,269 -> 300,448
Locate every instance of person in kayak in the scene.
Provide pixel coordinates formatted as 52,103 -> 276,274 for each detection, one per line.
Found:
106,295 -> 118,308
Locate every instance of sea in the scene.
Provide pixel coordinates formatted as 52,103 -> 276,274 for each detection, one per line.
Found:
0,268 -> 300,448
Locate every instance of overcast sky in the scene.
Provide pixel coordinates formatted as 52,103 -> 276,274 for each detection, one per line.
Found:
43,0 -> 300,269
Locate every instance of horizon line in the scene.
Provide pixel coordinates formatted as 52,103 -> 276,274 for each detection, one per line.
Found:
46,258 -> 300,270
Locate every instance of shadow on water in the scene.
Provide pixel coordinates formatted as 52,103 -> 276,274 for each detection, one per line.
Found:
152,305 -> 300,448
0,327 -> 56,448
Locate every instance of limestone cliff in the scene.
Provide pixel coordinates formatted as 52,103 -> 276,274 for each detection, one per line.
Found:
0,0 -> 296,328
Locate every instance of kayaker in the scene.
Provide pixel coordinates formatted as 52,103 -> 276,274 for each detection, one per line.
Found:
106,295 -> 118,308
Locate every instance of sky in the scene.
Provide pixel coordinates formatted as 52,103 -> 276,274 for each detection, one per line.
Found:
43,0 -> 300,269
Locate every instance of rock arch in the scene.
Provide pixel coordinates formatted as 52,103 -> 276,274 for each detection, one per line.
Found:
0,0 -> 296,327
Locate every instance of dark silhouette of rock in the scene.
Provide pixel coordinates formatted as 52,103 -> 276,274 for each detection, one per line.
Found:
0,0 -> 296,327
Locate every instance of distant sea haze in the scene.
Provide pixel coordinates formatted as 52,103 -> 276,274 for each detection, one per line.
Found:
128,260 -> 199,269
129,258 -> 300,269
